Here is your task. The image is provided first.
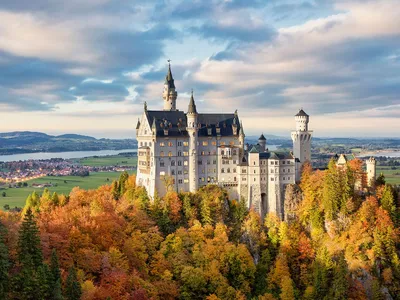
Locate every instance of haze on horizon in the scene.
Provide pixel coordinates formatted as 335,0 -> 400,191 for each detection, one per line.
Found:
0,0 -> 399,138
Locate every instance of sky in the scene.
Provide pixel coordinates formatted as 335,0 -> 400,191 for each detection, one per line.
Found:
0,0 -> 399,139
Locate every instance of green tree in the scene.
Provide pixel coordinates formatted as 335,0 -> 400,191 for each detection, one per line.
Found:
329,254 -> 349,299
111,180 -> 119,200
51,192 -> 60,206
118,171 -> 129,197
380,184 -> 396,222
0,222 -> 9,299
49,249 -> 63,300
200,197 -> 212,226
376,173 -> 385,186
1,191 -> 6,197
65,266 -> 81,300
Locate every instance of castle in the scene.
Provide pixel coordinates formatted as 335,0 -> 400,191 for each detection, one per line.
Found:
135,64 -> 376,218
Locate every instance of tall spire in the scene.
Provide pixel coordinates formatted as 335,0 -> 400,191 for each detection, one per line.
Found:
165,60 -> 175,89
188,89 -> 197,114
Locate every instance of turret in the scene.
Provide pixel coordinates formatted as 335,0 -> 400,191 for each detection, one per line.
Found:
186,90 -> 198,192
366,157 -> 376,187
163,62 -> 178,111
291,109 -> 313,180
295,109 -> 309,131
258,133 -> 266,152
239,121 -> 245,157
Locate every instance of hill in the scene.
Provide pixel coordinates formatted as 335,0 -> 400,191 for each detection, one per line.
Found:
0,131 -> 137,155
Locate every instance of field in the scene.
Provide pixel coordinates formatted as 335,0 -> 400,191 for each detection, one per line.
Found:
376,166 -> 400,185
76,155 -> 137,167
0,171 -> 134,209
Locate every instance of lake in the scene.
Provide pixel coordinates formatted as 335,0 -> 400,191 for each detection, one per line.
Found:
358,150 -> 400,158
0,149 -> 137,162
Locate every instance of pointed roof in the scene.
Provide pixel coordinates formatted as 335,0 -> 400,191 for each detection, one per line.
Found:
295,109 -> 308,117
164,63 -> 175,89
187,90 -> 197,114
136,118 -> 141,130
239,121 -> 245,136
249,146 -> 259,153
258,133 -> 266,141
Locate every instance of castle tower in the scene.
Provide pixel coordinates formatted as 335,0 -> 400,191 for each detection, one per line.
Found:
291,109 -> 313,178
239,121 -> 245,158
366,157 -> 376,187
258,133 -> 266,152
163,62 -> 178,111
187,91 -> 198,192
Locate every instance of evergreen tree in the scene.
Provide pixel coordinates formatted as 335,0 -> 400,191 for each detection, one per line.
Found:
111,180 -> 119,200
323,159 -> 341,221
329,254 -> 349,299
65,266 -> 81,300
118,171 -> 129,196
51,192 -> 60,206
18,208 -> 43,268
50,249 -> 63,300
380,184 -> 396,222
376,173 -> 385,186
0,222 -> 9,299
200,197 -> 213,226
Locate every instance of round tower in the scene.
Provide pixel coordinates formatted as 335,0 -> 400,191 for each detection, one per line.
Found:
187,91 -> 198,192
295,109 -> 309,131
366,157 -> 376,187
258,133 -> 266,152
291,109 -> 313,180
163,62 -> 178,111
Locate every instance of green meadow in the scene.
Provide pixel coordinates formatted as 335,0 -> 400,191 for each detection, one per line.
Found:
0,171 -> 135,209
76,155 -> 137,167
376,166 -> 400,185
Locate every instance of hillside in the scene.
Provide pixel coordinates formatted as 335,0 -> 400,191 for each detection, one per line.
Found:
0,131 -> 137,155
0,163 -> 399,299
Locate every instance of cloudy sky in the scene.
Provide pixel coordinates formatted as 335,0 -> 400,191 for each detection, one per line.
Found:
0,0 -> 399,138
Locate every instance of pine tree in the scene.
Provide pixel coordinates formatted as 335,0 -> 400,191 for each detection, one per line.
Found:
323,159 -> 341,221
0,222 -> 9,299
50,249 -> 63,300
329,254 -> 349,299
200,198 -> 213,226
65,266 -> 81,300
18,208 -> 43,268
380,185 -> 396,222
51,192 -> 60,206
111,180 -> 119,200
118,171 -> 129,197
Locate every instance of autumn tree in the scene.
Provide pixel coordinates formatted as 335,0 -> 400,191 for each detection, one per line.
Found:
0,222 -> 9,299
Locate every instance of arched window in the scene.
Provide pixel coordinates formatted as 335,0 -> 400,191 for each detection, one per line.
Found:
221,150 -> 225,155
171,160 -> 175,166
160,160 -> 165,167
160,151 -> 164,157
168,152 -> 172,157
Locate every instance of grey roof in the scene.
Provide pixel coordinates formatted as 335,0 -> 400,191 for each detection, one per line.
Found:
259,151 -> 295,160
145,110 -> 242,137
258,133 -> 266,141
165,64 -> 175,89
295,109 -> 308,117
249,146 -> 259,153
188,91 -> 197,114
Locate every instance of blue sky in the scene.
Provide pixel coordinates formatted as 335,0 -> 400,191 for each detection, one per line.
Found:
0,0 -> 399,138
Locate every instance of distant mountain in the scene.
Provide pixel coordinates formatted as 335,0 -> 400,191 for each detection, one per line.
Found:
0,131 -> 137,155
56,134 -> 96,140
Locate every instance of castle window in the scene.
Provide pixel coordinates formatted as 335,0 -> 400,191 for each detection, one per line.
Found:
178,151 -> 182,156
270,161 -> 274,165
213,160 -> 217,164
201,151 -> 205,155
160,142 -> 165,147
160,151 -> 164,157
282,161 -> 285,164
288,177 -> 290,180
171,160 -> 175,166
171,170 -> 175,175
234,177 -> 236,181
184,161 -> 188,166
283,169 -> 285,173
254,170 -> 256,174
254,178 -> 256,182
227,168 -> 230,173
168,152 -> 172,157
253,161 -> 255,165
212,141 -> 217,146
271,169 -> 274,173
140,142 -> 143,146
207,160 -> 210,165
271,178 -> 274,181
283,177 -> 286,180
183,142 -> 189,147
233,168 -> 236,173
178,141 -> 182,146
221,168 -> 225,173
198,160 -> 202,165
178,179 -> 183,184
233,160 -> 237,164
233,150 -> 237,155
242,169 -> 246,173
178,170 -> 182,175
203,141 -> 208,146
184,179 -> 189,183
178,160 -> 182,166
184,169 -> 188,174
168,142 -> 173,147
242,177 -> 246,181
160,171 -> 165,176
160,160 -> 164,167
183,151 -> 189,156
221,150 -> 225,155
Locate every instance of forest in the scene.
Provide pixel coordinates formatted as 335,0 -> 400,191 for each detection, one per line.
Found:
0,159 -> 399,300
